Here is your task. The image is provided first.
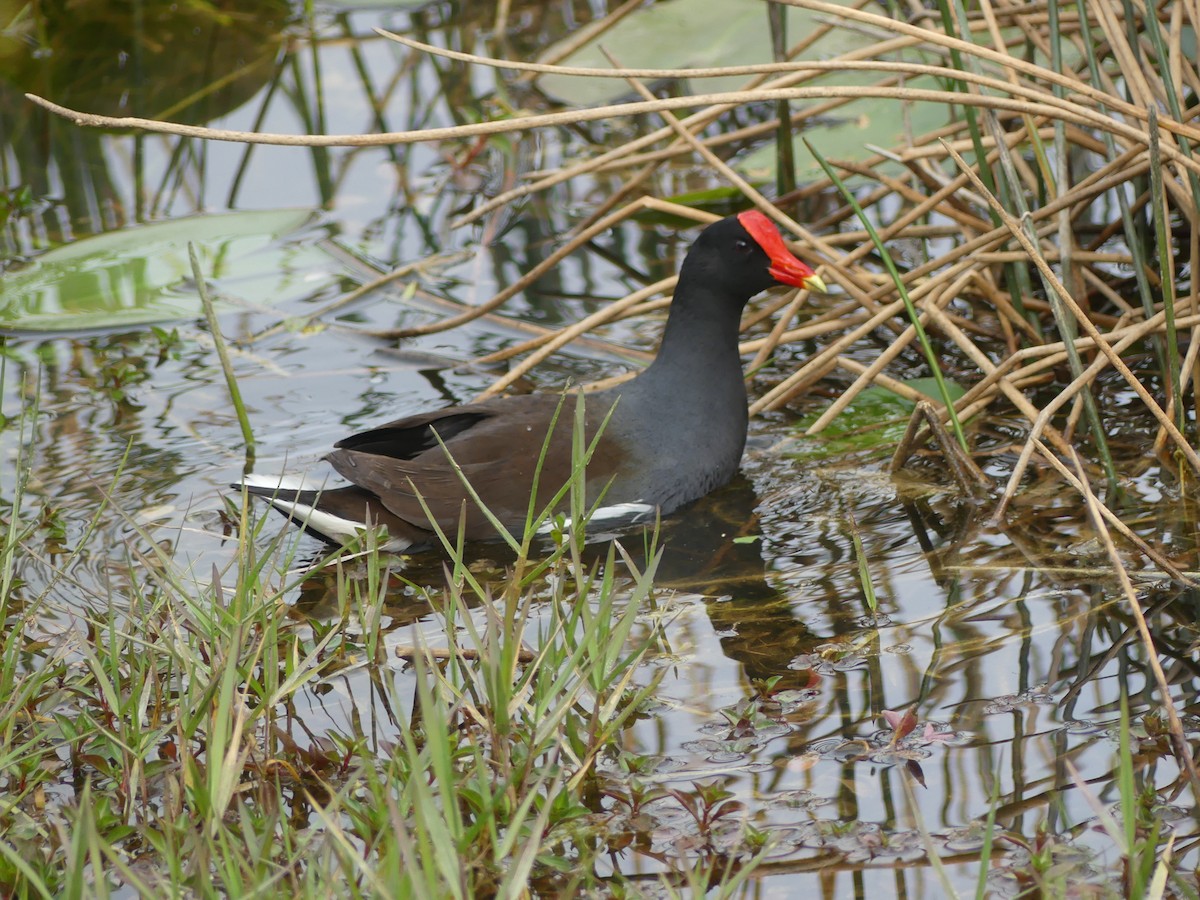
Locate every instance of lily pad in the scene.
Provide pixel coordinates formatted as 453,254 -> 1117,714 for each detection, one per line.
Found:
903,377 -> 965,406
735,92 -> 947,183
788,378 -> 965,460
0,209 -> 315,333
535,0 -> 948,181
537,0 -> 808,106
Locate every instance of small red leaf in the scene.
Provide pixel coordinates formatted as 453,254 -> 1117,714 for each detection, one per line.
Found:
882,707 -> 918,741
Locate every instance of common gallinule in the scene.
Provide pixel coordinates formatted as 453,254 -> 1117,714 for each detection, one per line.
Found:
242,210 -> 824,550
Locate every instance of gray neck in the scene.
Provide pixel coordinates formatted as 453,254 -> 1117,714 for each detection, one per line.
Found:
603,275 -> 751,507
639,270 -> 747,397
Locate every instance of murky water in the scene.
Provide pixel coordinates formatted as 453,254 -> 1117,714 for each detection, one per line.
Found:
4,2 -> 1199,896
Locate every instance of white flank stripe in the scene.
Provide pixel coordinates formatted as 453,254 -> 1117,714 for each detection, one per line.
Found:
239,472 -> 328,492
242,473 -> 413,551
266,497 -> 413,551
536,501 -> 657,535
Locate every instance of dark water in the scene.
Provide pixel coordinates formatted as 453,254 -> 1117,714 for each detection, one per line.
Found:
3,1 -> 1198,896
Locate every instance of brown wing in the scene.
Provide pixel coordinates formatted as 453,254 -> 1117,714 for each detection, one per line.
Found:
326,392 -> 623,541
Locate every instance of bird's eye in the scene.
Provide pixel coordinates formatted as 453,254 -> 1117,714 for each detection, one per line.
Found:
733,238 -> 751,253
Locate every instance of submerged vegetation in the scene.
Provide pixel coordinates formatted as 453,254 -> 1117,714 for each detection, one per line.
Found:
3,0 -> 1200,895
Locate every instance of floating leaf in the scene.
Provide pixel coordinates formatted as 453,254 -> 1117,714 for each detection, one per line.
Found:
1,209 -> 315,333
535,0 -> 947,180
537,0 -> 813,106
735,94 -> 947,183
787,378 -> 966,460
904,376 -> 966,405
882,707 -> 918,742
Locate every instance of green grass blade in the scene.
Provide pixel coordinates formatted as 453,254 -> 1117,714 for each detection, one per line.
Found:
805,139 -> 968,449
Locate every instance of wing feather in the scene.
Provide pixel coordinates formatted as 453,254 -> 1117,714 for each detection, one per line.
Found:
326,393 -> 623,540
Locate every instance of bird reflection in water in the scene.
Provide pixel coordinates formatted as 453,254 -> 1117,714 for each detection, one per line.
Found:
290,474 -> 825,691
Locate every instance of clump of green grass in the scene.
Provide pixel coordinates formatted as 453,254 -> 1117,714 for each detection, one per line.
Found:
0,385 -> 781,897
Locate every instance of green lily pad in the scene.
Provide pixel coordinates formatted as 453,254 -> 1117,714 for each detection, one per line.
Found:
0,209 -> 315,333
788,378 -> 965,461
534,0 -> 949,181
735,92 -> 948,183
537,0 -> 807,106
903,377 -> 966,406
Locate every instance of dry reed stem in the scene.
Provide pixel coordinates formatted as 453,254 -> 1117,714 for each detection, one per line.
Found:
365,198 -> 698,341
833,357 -> 926,404
241,249 -> 471,345
469,295 -> 668,371
942,144 -> 1200,482
475,277 -> 676,399
50,81 -> 1162,153
807,275 -> 973,432
751,294 -> 915,414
